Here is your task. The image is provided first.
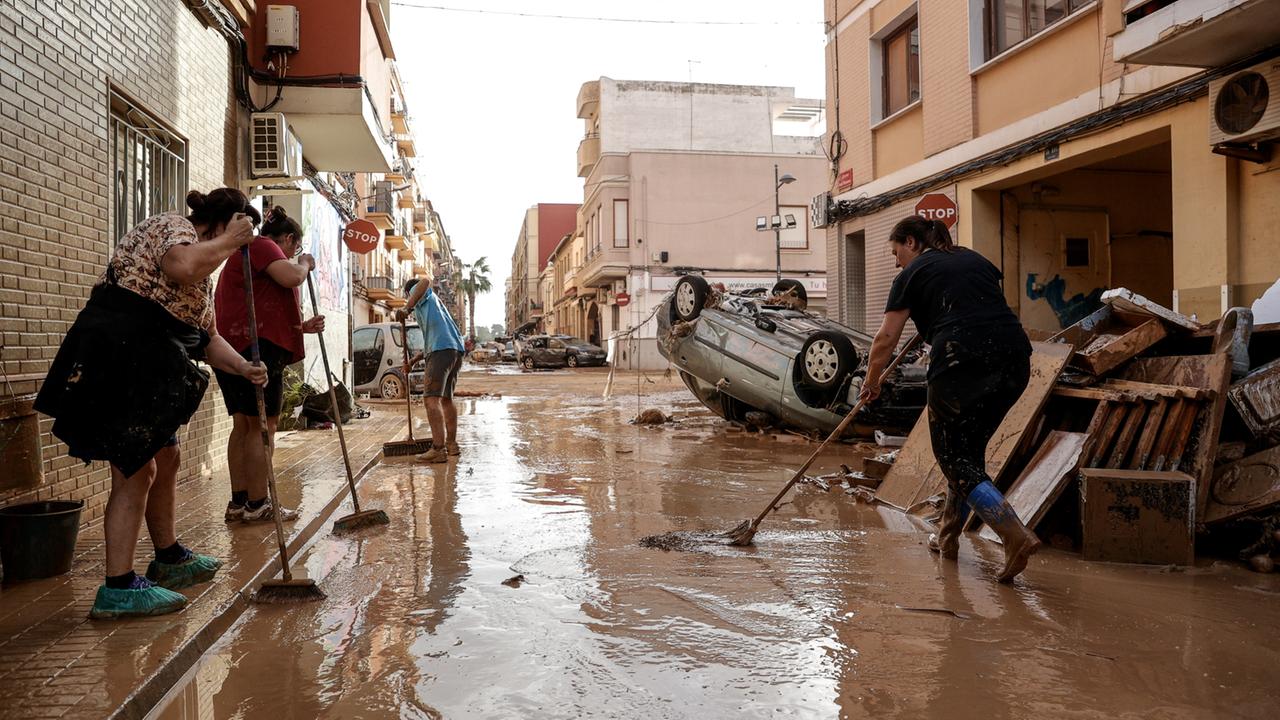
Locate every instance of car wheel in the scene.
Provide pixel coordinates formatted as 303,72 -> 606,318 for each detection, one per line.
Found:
522,357 -> 535,370
799,331 -> 858,390
771,278 -> 808,306
567,354 -> 579,368
380,372 -> 405,400
673,275 -> 710,321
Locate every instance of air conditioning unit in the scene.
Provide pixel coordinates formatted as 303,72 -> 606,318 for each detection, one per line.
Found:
651,251 -> 669,263
1208,60 -> 1280,146
249,113 -> 303,179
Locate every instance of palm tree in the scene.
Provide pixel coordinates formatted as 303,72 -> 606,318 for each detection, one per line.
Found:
457,256 -> 492,342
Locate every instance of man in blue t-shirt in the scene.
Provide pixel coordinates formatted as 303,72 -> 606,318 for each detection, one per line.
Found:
395,278 -> 466,463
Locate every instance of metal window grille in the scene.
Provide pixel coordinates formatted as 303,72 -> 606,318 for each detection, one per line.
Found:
109,92 -> 187,247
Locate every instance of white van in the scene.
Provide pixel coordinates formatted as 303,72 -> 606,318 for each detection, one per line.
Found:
352,322 -> 425,399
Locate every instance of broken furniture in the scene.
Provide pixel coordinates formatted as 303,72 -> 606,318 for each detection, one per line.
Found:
1080,468 -> 1196,565
1049,304 -> 1168,377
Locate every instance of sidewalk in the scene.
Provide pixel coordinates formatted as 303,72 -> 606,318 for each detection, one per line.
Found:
0,406 -> 405,719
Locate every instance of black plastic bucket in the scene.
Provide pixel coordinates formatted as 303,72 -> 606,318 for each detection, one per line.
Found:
0,500 -> 84,583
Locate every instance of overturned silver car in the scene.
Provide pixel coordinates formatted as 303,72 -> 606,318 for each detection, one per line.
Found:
657,276 -> 927,435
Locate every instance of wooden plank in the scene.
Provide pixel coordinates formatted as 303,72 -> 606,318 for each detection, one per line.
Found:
1167,399 -> 1205,473
1120,353 -> 1232,519
1107,399 -> 1149,469
1150,398 -> 1191,472
1052,386 -> 1123,402
979,431 -> 1087,544
875,342 -> 1073,509
1100,379 -> 1207,400
1204,445 -> 1280,525
1129,397 -> 1169,470
1080,468 -> 1196,565
1102,288 -> 1202,332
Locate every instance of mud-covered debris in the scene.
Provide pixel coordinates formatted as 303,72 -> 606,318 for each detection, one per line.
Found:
456,390 -> 502,399
765,286 -> 807,311
634,409 -> 671,425
639,530 -> 728,552
501,574 -> 526,588
1249,555 -> 1274,573
797,475 -> 832,492
846,486 -> 878,503
874,430 -> 908,448
895,604 -> 971,620
743,411 -> 773,430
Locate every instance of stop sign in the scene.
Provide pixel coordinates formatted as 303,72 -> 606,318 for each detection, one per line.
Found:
914,194 -> 958,230
615,292 -> 630,307
342,218 -> 380,254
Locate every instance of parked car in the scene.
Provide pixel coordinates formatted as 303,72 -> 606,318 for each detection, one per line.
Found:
471,342 -> 502,364
517,334 -> 608,369
657,275 -> 927,435
353,322 -> 426,399
501,341 -> 517,363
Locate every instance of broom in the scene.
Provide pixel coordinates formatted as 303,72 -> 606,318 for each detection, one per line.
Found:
384,317 -> 433,456
303,276 -> 390,533
724,334 -> 923,547
240,245 -> 325,604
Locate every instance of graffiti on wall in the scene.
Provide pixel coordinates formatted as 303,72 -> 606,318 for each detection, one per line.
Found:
302,193 -> 348,312
1026,273 -> 1104,328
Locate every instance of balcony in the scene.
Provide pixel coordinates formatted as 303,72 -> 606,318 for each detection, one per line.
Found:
398,193 -> 415,209
578,247 -> 629,287
413,261 -> 427,276
420,231 -> 439,251
365,275 -> 397,301
1114,0 -> 1280,67
398,247 -> 416,262
384,234 -> 407,250
413,208 -> 427,231
576,80 -> 600,119
365,181 -> 395,230
396,133 -> 416,157
577,134 -> 601,178
391,109 -> 409,136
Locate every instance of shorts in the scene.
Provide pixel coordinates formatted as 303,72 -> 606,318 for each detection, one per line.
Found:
425,349 -> 463,399
213,339 -> 291,418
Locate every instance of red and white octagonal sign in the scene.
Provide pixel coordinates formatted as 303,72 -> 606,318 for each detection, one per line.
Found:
342,218 -> 380,255
914,194 -> 958,230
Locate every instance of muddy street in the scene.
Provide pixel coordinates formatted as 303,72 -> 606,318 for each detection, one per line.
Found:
154,369 -> 1280,720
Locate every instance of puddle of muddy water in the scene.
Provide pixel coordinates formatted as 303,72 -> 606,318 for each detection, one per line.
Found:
152,381 -> 1280,720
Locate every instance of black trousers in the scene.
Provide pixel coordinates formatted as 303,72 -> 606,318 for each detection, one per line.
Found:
927,344 -> 1030,499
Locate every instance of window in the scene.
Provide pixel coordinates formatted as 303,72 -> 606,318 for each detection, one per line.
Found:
882,17 -> 920,118
1064,236 -> 1090,267
613,199 -> 629,248
549,338 -> 565,350
352,327 -> 382,354
986,0 -> 1091,59
109,90 -> 187,246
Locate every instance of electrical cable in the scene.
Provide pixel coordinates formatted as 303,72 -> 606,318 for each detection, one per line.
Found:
388,1 -> 822,26
641,193 -> 777,226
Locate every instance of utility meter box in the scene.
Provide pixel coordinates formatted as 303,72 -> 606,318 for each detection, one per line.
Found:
266,5 -> 300,53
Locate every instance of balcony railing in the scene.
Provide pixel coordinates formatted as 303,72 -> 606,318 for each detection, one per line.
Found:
576,80 -> 600,119
365,275 -> 396,301
577,133 -> 600,178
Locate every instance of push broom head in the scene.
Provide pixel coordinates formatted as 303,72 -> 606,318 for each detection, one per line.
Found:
250,578 -> 326,604
332,508 -> 391,533
722,519 -> 757,547
384,439 -> 433,456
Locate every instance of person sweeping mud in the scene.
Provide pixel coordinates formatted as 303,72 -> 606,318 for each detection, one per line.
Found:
395,277 -> 465,463
214,207 -> 325,523
35,188 -> 269,618
860,215 -> 1039,583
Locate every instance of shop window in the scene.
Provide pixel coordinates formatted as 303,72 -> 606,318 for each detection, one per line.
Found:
109,90 -> 187,247
882,17 -> 920,118
1064,236 -> 1090,267
985,0 -> 1092,60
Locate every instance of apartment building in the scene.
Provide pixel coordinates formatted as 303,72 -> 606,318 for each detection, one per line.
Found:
569,77 -> 828,369
819,0 -> 1280,335
506,203 -> 579,335
0,0 -> 443,525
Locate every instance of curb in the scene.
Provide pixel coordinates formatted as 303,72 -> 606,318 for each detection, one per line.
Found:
113,447 -> 387,720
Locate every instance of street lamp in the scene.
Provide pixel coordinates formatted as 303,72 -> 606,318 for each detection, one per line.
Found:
755,165 -> 796,283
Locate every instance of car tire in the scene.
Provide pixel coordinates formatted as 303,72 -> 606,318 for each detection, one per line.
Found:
798,331 -> 859,390
380,372 -> 406,400
522,357 -> 535,370
771,278 -> 808,305
673,275 -> 711,321
567,354 -> 579,368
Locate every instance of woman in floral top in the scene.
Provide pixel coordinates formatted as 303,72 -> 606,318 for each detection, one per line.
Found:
36,187 -> 269,619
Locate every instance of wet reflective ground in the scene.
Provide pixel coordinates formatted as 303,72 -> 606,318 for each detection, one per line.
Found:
156,371 -> 1280,719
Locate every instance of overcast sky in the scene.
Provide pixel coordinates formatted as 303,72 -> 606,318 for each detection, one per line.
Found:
391,0 -> 826,330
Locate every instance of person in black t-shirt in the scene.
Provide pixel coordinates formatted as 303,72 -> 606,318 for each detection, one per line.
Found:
860,215 -> 1039,584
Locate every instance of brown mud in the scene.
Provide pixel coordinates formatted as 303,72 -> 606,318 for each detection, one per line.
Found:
154,368 -> 1280,719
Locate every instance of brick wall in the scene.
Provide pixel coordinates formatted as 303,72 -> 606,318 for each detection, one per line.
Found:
919,1 -> 975,157
0,0 -> 242,526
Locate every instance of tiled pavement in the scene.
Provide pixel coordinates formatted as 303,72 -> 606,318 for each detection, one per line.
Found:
0,406 -> 405,719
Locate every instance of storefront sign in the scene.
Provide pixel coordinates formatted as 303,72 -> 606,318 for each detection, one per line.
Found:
342,218 -> 379,254
836,169 -> 854,192
615,291 -> 630,307
914,193 -> 958,230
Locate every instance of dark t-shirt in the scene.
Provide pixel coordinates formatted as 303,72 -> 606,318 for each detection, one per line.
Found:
885,248 -> 1030,376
